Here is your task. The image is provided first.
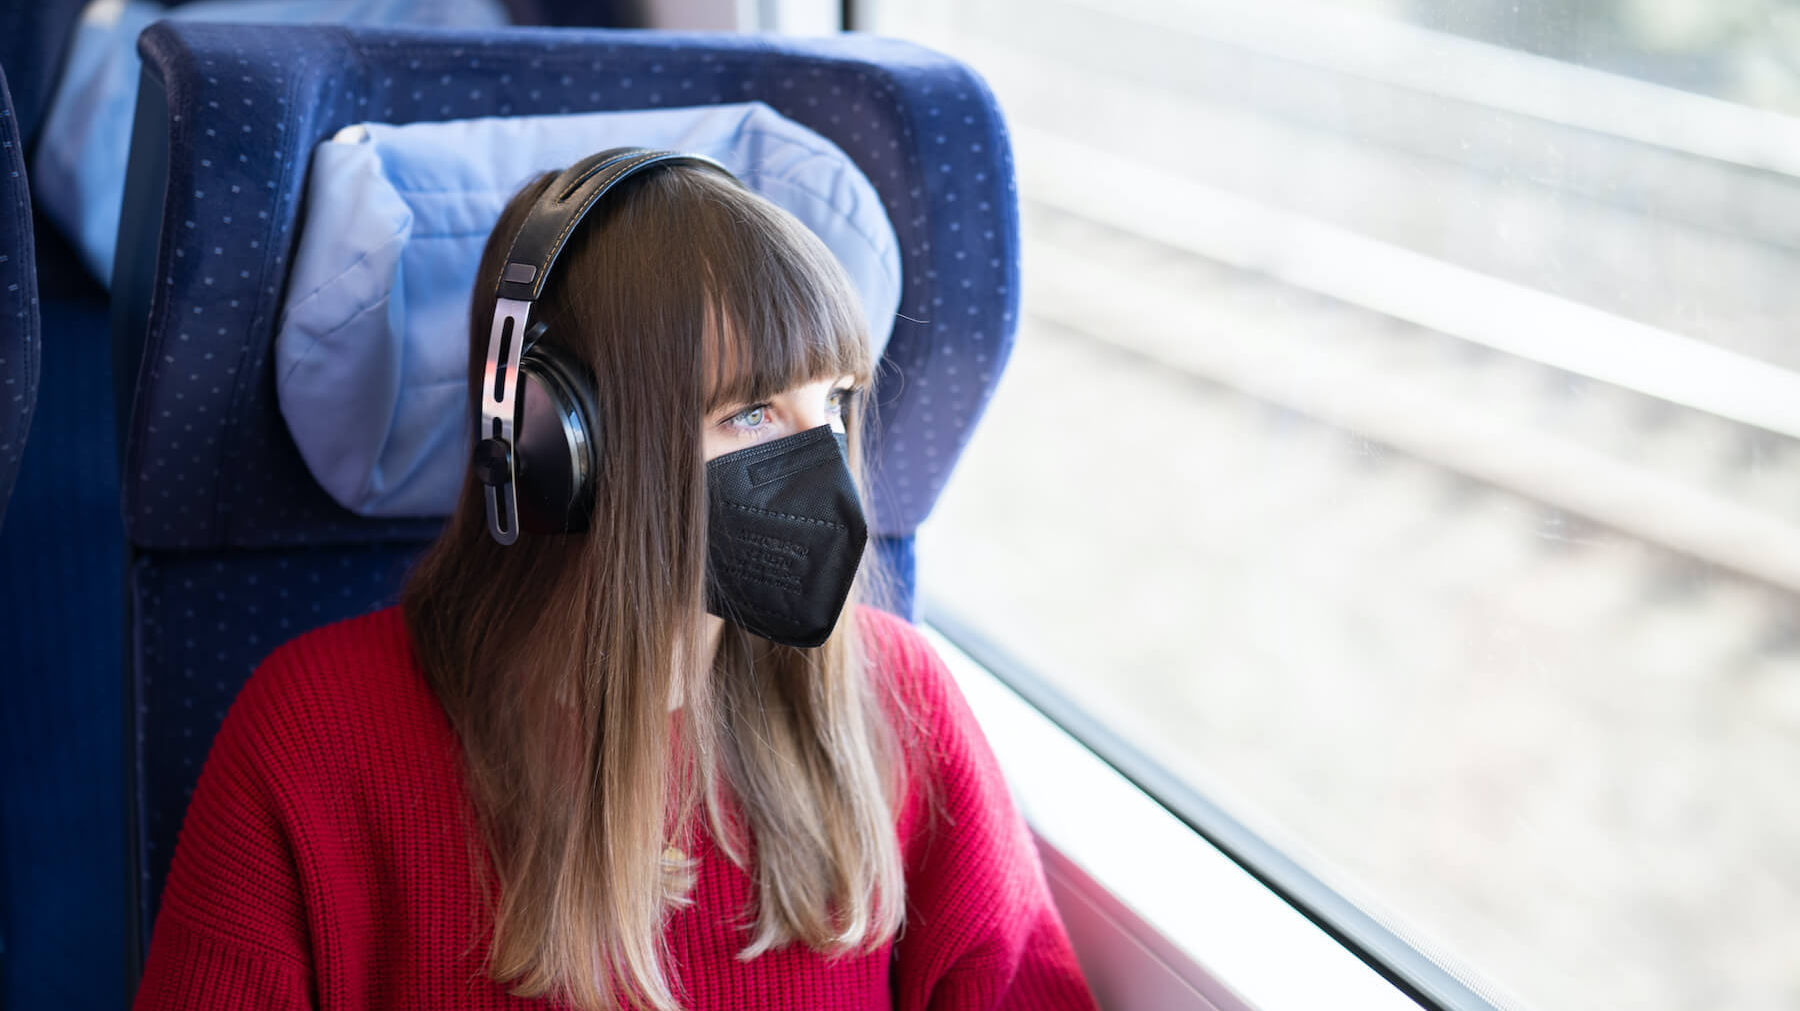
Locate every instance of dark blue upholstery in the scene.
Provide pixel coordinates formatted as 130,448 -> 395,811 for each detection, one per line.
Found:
2,11 -> 638,1010
1,66 -> 112,1011
119,22 -> 1017,553
504,0 -> 632,26
2,26 -> 129,1007
0,64 -> 50,997
116,20 -> 1020,972
0,1 -> 626,151
1,66 -> 38,524
0,277 -> 125,1010
0,3 -> 86,151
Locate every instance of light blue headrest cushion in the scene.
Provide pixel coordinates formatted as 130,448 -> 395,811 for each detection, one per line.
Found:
275,102 -> 902,518
32,0 -> 511,286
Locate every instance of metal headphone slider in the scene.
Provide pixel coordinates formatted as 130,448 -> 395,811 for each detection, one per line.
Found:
479,295 -> 533,545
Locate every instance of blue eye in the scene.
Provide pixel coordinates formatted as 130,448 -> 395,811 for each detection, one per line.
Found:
728,404 -> 770,431
827,385 -> 858,418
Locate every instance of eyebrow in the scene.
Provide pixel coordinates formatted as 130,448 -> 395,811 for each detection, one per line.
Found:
711,377 -> 858,419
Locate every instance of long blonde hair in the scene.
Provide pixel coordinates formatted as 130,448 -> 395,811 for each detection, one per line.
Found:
402,163 -> 907,1011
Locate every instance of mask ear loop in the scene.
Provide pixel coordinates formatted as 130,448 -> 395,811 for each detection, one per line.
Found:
475,295 -> 534,545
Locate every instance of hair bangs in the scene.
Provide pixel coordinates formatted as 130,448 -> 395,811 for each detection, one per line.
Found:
695,184 -> 875,413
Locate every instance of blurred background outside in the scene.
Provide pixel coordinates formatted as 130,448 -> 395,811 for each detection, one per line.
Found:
868,1 -> 1800,1009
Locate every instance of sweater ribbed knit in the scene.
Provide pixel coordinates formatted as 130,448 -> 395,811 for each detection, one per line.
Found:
131,604 -> 1099,1010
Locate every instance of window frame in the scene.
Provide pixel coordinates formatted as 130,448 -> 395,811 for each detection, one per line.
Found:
924,605 -> 1508,1011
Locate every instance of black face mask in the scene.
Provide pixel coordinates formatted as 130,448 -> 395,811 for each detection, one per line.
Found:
705,426 -> 868,649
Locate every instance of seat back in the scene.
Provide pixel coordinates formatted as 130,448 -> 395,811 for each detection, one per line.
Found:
0,3 -> 87,151
0,9 -> 636,1005
115,20 -> 1020,963
0,64 -> 36,525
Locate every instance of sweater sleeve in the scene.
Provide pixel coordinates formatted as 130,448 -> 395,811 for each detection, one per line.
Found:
132,649 -> 317,1010
867,611 -> 1099,1011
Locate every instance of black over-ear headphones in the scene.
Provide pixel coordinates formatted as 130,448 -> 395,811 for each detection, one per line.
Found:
470,147 -> 734,546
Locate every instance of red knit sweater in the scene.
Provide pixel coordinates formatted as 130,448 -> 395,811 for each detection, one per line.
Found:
131,604 -> 1099,1010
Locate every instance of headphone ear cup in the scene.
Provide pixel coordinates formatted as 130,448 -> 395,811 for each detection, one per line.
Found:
514,340 -> 603,534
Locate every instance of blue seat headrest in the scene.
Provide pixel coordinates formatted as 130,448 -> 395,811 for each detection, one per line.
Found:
31,0 -> 511,285
274,101 -> 901,518
116,22 -> 1021,552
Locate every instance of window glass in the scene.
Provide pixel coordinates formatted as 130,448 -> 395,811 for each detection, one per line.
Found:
872,1 -> 1800,1009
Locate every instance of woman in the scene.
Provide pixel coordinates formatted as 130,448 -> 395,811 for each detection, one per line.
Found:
132,155 -> 1097,1010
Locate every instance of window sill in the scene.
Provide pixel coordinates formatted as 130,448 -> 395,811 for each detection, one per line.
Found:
922,624 -> 1426,1011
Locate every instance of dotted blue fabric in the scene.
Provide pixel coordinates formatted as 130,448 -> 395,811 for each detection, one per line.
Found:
5,14 -> 631,1007
122,21 -> 1019,550
0,2 -> 594,161
120,21 -> 1019,967
132,545 -> 419,947
0,65 -> 37,526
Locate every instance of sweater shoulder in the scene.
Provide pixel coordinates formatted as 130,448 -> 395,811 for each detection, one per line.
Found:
229,605 -> 443,774
258,603 -> 416,679
855,604 -> 953,715
251,604 -> 419,700
854,604 -> 987,777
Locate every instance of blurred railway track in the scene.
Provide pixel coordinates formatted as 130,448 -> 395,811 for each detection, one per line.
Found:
886,1 -> 1800,1008
1022,194 -> 1800,601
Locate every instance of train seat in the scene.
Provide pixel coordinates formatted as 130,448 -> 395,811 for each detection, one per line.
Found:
111,17 -> 1019,985
274,101 -> 901,519
0,64 -> 38,528
0,1 -> 632,160
34,0 -> 514,287
0,8 -> 634,1009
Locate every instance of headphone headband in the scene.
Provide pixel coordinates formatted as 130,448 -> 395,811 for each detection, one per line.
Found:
497,148 -> 730,301
476,147 -> 733,544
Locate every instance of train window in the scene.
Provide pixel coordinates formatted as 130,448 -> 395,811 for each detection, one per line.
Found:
867,1 -> 1800,1009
